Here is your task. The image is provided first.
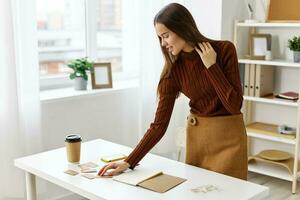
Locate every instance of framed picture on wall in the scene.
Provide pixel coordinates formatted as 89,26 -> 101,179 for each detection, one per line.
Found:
91,62 -> 113,89
250,34 -> 272,60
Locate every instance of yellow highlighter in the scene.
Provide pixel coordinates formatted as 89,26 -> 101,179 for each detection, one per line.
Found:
100,153 -> 127,163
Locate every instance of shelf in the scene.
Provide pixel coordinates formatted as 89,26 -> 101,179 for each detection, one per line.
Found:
238,59 -> 300,68
246,122 -> 296,145
236,22 -> 300,27
248,161 -> 297,181
248,155 -> 300,182
40,79 -> 139,102
244,95 -> 298,107
236,19 -> 300,193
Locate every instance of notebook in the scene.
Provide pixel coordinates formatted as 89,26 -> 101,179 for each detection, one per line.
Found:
275,91 -> 299,100
112,168 -> 187,193
112,169 -> 163,186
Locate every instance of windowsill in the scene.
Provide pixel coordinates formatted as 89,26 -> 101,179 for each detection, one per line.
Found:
40,79 -> 139,103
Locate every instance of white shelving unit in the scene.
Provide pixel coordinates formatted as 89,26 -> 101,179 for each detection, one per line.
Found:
239,59 -> 300,68
243,96 -> 298,107
234,21 -> 300,194
236,22 -> 300,28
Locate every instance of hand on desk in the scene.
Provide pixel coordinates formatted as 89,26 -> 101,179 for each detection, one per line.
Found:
98,161 -> 130,176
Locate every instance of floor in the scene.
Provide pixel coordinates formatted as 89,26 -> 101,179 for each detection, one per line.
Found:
248,172 -> 300,200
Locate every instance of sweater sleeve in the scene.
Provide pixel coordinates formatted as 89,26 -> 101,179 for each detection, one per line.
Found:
125,76 -> 179,169
205,41 -> 243,114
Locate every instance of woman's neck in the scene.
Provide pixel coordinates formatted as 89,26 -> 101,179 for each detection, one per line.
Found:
182,44 -> 194,53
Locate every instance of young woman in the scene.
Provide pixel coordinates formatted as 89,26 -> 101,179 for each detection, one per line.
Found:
98,3 -> 247,180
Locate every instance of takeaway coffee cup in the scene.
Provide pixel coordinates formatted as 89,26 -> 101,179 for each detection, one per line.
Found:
65,134 -> 82,163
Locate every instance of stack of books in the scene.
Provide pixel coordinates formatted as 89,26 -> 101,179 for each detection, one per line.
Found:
275,91 -> 299,101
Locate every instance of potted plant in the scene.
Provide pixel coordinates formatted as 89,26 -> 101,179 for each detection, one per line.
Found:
67,57 -> 93,90
288,36 -> 300,62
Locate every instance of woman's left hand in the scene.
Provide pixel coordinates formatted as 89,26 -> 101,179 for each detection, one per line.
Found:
195,42 -> 217,69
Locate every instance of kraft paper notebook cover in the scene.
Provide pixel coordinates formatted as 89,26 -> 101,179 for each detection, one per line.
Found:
112,168 -> 187,193
138,173 -> 187,193
112,169 -> 163,185
254,64 -> 274,97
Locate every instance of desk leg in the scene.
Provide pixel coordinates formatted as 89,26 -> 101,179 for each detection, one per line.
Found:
25,172 -> 37,200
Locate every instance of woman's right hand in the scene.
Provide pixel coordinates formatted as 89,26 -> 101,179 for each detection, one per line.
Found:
98,161 -> 130,176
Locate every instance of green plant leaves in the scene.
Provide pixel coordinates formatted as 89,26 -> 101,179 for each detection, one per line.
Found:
288,36 -> 300,51
83,74 -> 88,80
67,57 -> 94,80
69,73 -> 76,80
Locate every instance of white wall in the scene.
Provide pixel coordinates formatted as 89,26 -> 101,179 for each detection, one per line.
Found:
185,0 -> 222,40
221,0 -> 247,41
41,89 -> 140,150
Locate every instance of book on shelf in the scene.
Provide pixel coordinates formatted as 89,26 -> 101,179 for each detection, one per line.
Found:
249,64 -> 256,96
275,91 -> 299,101
254,64 -> 274,97
239,63 -> 245,93
243,64 -> 250,96
241,64 -> 274,97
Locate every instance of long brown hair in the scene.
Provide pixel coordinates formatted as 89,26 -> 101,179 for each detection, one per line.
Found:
154,3 -> 212,96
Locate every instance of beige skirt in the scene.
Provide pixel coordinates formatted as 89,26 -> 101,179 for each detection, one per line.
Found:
185,113 -> 248,180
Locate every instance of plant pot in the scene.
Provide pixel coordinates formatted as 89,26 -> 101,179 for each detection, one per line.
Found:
293,51 -> 300,62
74,77 -> 87,90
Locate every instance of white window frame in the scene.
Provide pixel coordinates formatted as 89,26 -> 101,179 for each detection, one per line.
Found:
39,0 -> 139,91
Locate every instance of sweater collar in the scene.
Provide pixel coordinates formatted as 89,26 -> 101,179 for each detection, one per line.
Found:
180,49 -> 198,60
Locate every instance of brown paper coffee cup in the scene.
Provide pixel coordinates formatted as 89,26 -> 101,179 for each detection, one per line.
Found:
65,134 -> 82,163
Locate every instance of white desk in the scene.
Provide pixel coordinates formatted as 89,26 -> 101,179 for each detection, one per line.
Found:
15,139 -> 268,200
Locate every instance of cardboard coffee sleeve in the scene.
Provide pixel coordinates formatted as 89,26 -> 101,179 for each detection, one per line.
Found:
65,134 -> 82,163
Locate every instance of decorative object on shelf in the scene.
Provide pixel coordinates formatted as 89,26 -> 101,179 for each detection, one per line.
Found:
258,149 -> 291,161
91,62 -> 113,89
275,91 -> 299,101
267,0 -> 300,22
248,154 -> 300,175
265,50 -> 272,60
288,36 -> 300,62
246,122 -> 296,140
244,1 -> 259,23
265,37 -> 272,60
250,33 -> 272,60
67,57 -> 93,90
278,124 -> 296,135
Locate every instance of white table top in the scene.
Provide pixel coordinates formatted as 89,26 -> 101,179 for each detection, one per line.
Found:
15,139 -> 268,200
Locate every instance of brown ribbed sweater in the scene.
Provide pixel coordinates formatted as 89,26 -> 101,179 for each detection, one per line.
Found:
125,40 -> 243,169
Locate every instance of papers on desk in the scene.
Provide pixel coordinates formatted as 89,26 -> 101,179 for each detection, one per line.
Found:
64,162 -> 187,193
113,169 -> 163,185
112,168 -> 187,193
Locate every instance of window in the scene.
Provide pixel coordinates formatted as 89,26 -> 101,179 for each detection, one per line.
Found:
36,0 -> 123,88
36,0 -> 86,78
95,0 -> 122,72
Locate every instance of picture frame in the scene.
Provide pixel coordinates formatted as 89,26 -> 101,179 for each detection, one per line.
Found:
91,62 -> 113,89
249,34 -> 272,60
